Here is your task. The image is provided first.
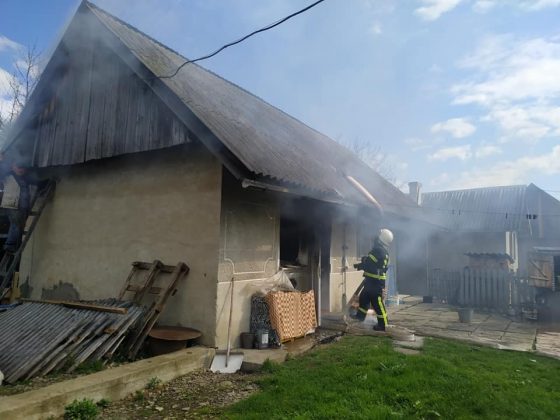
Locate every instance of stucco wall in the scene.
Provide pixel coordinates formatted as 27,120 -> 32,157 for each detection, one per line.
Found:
215,176 -> 280,348
20,144 -> 222,345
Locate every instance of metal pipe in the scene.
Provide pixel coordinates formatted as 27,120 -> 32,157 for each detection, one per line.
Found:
345,175 -> 383,213
241,178 -> 351,207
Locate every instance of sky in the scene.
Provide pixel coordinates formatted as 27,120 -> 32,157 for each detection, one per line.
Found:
1,0 -> 559,198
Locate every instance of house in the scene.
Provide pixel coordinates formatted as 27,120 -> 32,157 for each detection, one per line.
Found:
420,184 -> 560,293
4,2 -> 423,347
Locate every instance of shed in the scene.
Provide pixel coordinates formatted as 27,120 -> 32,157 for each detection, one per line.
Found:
4,1 -> 422,347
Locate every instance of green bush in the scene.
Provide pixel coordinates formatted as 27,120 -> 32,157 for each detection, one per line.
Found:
146,376 -> 162,389
63,398 -> 99,420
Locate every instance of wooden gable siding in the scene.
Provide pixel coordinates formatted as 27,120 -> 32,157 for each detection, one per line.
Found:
31,31 -> 190,167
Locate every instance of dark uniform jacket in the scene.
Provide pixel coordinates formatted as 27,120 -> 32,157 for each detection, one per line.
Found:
356,241 -> 389,285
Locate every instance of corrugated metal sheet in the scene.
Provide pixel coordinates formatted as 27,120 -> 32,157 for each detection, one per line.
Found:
421,185 -> 528,232
0,299 -> 145,383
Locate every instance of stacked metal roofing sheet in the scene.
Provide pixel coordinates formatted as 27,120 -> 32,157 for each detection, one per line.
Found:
0,299 -> 145,383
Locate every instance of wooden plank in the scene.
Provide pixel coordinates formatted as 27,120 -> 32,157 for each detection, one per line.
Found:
128,262 -> 189,359
132,261 -> 162,304
118,265 -> 140,300
119,260 -> 163,302
20,298 -> 127,314
133,261 -> 176,273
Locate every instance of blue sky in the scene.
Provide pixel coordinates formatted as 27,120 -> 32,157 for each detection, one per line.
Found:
1,0 -> 559,198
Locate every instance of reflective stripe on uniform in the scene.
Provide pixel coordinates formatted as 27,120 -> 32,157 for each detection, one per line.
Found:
368,253 -> 378,263
377,296 -> 388,325
358,307 -> 368,314
364,272 -> 387,280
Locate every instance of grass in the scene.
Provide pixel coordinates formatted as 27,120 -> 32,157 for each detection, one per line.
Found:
63,398 -> 99,420
74,360 -> 105,375
221,336 -> 560,419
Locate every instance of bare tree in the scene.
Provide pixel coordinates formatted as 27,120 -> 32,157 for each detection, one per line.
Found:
337,137 -> 404,188
0,45 -> 41,145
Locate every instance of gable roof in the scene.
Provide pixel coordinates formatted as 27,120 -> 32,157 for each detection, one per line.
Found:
421,184 -> 560,234
6,1 -> 417,217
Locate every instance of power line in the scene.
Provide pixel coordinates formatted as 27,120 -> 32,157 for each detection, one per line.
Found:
156,0 -> 326,80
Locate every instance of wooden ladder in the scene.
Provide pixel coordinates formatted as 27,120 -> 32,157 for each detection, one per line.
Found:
119,260 -> 190,359
0,180 -> 56,299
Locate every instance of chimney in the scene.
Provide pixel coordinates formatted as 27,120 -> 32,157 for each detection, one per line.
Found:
408,181 -> 422,205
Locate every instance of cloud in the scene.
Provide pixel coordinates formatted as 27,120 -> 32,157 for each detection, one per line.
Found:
452,34 -> 560,142
369,22 -> 382,36
431,117 -> 476,138
473,0 -> 498,13
475,145 -> 501,158
484,105 -> 560,142
0,35 -> 21,52
404,137 -> 431,151
415,0 -> 463,21
453,36 -> 560,106
440,145 -> 560,189
0,67 -> 11,92
361,0 -> 396,14
521,0 -> 560,11
473,0 -> 560,13
0,67 -> 14,120
428,145 -> 472,161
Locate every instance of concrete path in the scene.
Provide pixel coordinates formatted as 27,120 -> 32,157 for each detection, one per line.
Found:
323,296 -> 560,359
535,330 -> 560,359
388,297 -> 560,355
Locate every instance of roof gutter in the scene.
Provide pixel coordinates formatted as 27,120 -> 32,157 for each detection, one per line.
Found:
241,178 -> 354,207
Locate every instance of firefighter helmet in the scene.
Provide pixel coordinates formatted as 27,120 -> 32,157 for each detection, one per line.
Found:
378,228 -> 394,246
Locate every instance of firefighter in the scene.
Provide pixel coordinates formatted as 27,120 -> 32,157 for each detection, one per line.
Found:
1,160 -> 32,253
352,228 -> 393,331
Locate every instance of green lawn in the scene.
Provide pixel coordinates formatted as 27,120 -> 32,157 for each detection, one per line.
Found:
221,336 -> 560,419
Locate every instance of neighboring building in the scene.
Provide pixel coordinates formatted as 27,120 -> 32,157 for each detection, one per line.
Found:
421,184 -> 560,292
4,2 -> 422,347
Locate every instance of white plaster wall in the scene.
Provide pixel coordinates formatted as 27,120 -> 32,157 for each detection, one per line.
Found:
20,144 -> 222,345
215,179 -> 280,348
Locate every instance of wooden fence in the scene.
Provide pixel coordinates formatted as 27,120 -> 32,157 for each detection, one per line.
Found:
428,268 -> 535,312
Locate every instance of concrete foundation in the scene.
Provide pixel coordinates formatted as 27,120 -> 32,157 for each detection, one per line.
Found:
0,347 -> 214,420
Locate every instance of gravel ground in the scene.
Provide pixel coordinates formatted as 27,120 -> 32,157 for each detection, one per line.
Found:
99,330 -> 344,419
100,369 -> 265,419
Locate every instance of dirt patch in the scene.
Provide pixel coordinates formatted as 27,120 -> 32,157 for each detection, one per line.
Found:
100,369 -> 264,419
